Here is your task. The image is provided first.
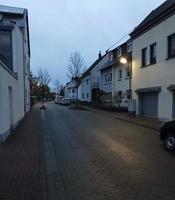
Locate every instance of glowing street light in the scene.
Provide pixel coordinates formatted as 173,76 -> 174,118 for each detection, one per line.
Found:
119,57 -> 127,64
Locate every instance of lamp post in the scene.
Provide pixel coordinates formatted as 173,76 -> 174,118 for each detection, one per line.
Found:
119,57 -> 132,100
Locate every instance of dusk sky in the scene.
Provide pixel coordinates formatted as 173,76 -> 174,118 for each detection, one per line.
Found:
1,0 -> 165,85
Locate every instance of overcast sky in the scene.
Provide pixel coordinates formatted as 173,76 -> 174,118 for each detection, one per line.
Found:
1,0 -> 165,85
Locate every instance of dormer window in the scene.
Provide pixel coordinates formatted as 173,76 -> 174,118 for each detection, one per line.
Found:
0,29 -> 13,71
117,47 -> 122,57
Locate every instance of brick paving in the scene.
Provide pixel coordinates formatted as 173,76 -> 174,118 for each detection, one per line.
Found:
0,104 -> 45,200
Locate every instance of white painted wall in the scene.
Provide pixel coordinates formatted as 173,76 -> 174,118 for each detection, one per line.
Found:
64,80 -> 78,100
132,14 -> 175,120
90,54 -> 109,90
78,75 -> 91,102
113,64 -> 130,107
0,9 -> 30,141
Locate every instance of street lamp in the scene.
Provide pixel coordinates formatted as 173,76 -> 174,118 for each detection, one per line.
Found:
119,57 -> 127,65
119,56 -> 132,100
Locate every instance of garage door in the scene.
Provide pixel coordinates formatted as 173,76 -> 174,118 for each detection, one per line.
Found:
139,92 -> 158,118
173,92 -> 175,119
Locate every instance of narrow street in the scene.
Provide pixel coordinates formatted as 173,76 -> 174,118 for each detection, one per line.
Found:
42,102 -> 175,200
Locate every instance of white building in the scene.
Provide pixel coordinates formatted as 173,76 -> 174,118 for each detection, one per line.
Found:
131,0 -> 175,120
64,77 -> 79,100
112,41 -> 132,108
78,54 -> 105,102
0,6 -> 30,142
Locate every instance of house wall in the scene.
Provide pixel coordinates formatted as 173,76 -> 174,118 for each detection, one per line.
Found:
113,64 -> 130,107
132,14 -> 175,120
101,68 -> 112,93
0,10 -> 30,142
0,25 -> 25,141
64,80 -> 78,100
78,75 -> 91,102
90,54 -> 109,90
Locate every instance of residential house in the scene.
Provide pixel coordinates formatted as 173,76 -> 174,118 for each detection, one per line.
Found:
78,52 -> 105,102
130,0 -> 175,120
112,41 -> 132,108
0,6 -> 30,142
64,77 -> 79,100
100,42 -> 132,107
100,52 -> 113,105
90,53 -> 109,102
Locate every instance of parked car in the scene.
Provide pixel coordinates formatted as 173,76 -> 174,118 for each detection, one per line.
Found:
55,96 -> 59,104
160,120 -> 175,152
61,98 -> 71,105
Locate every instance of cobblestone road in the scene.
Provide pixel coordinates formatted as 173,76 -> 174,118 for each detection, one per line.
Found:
42,102 -> 175,200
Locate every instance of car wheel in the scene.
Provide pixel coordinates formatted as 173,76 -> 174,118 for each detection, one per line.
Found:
164,132 -> 175,152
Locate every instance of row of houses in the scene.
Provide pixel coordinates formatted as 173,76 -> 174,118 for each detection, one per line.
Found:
65,0 -> 175,121
0,6 -> 31,142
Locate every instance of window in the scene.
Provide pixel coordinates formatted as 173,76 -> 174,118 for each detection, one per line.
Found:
127,42 -> 132,53
117,47 -> 121,57
0,29 -> 13,71
117,91 -> 122,100
109,52 -> 113,61
126,68 -> 130,78
142,47 -> 148,67
105,93 -> 112,101
118,69 -> 122,80
82,93 -> 84,99
86,79 -> 89,85
87,93 -> 89,98
168,33 -> 175,58
126,60 -> 132,77
72,89 -> 75,93
105,73 -> 112,83
150,43 -> 156,64
126,90 -> 132,99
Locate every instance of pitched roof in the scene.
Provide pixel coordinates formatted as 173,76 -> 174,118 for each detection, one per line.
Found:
130,0 -> 175,39
0,5 -> 25,15
100,42 -> 128,71
80,55 -> 105,80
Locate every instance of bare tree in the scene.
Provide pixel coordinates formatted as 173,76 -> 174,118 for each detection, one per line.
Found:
38,68 -> 51,108
38,69 -> 51,86
67,51 -> 86,79
54,79 -> 61,94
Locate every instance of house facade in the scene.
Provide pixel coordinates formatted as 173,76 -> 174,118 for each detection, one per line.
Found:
99,42 -> 132,107
78,75 -> 91,102
0,6 -> 30,142
64,77 -> 79,100
112,41 -> 132,108
131,0 -> 175,120
78,53 -> 105,102
90,53 -> 109,102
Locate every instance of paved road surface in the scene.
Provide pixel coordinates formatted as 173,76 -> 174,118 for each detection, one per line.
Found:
42,102 -> 175,200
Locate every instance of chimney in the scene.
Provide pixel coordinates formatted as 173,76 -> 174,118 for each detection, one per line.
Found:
98,51 -> 102,59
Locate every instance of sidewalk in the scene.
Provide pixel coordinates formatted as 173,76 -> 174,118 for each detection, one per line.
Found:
85,106 -> 162,131
0,104 -> 45,200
